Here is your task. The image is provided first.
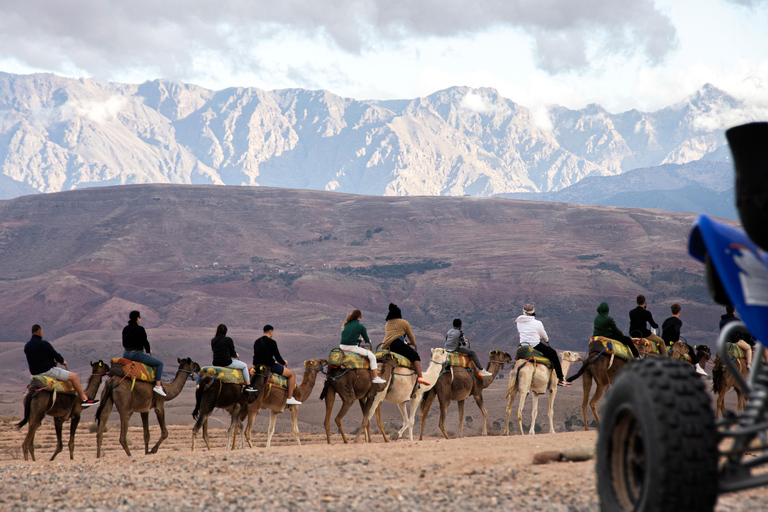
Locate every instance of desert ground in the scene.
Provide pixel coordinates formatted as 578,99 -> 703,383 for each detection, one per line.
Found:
2,364 -> 768,511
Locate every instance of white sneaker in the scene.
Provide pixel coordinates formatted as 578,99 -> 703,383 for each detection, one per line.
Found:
286,397 -> 302,405
153,385 -> 167,397
372,376 -> 387,384
695,365 -> 708,376
479,370 -> 492,377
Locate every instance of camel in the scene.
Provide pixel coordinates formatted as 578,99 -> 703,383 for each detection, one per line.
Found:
236,358 -> 327,448
17,360 -> 110,461
504,350 -> 583,435
419,350 -> 512,440
567,338 -> 630,430
321,352 -> 397,444
94,357 -> 199,458
364,347 -> 448,443
712,351 -> 749,419
191,365 -> 271,451
634,337 -> 668,357
669,341 -> 711,373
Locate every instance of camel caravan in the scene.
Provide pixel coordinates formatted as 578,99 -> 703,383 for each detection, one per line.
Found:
17,295 -> 755,460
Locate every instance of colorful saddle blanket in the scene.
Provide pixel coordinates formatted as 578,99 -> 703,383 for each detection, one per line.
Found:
591,336 -> 634,362
445,351 -> 473,369
328,348 -> 370,369
109,357 -> 156,383
727,342 -> 745,361
249,366 -> 288,388
29,376 -> 75,394
515,345 -> 553,368
632,337 -> 665,355
375,349 -> 414,369
200,366 -> 246,383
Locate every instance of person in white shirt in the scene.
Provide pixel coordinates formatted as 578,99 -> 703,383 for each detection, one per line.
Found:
516,304 -> 570,387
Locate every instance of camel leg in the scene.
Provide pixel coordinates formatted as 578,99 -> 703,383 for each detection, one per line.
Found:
68,411 -> 81,460
266,410 -> 278,448
582,371 -> 593,431
290,404 -> 301,446
590,384 -> 608,427
419,390 -> 437,441
357,398 -> 373,443
95,397 -> 113,459
458,400 -> 466,438
736,386 -> 746,412
396,402 -> 409,440
50,416 -> 65,461
505,384 -> 519,436
141,412 -> 150,454
407,394 -> 422,442
547,387 -> 557,434
474,394 -> 488,436
118,409 -> 133,456
375,406 -> 390,443
437,392 -> 450,440
149,407 -> 167,454
335,397 -> 355,444
529,392 -> 539,435
22,414 -> 43,462
244,408 -> 258,449
324,389 -> 336,444
715,388 -> 725,419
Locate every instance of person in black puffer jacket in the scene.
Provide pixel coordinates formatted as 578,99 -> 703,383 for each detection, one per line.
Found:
211,324 -> 257,392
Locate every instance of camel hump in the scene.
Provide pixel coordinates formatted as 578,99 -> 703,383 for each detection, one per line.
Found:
200,366 -> 246,384
375,349 -> 414,369
109,357 -> 156,383
29,376 -> 76,394
514,345 -> 553,368
328,348 -> 370,369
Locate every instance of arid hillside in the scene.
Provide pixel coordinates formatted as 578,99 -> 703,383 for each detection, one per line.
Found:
0,184 -> 726,379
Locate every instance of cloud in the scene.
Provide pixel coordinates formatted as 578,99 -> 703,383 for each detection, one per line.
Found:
0,1 -> 677,82
459,91 -> 496,113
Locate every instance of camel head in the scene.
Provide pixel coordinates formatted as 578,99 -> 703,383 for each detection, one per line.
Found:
559,351 -> 582,363
177,358 -> 201,379
430,348 -> 448,364
249,365 -> 272,395
488,350 -> 513,364
90,360 -> 111,376
695,344 -> 711,362
304,358 -> 326,371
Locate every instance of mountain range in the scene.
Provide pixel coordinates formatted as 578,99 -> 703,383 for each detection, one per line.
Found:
0,73 -> 749,210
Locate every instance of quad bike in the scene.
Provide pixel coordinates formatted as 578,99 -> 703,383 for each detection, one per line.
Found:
596,122 -> 768,511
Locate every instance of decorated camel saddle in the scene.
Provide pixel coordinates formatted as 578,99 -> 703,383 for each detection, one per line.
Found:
200,366 -> 247,384
29,375 -> 76,394
249,366 -> 288,389
375,349 -> 414,369
445,351 -> 474,369
328,348 -> 370,369
515,345 -> 553,368
631,337 -> 666,356
109,357 -> 156,383
590,336 -> 634,362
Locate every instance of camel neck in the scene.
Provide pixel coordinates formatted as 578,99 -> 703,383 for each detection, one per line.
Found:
293,368 -> 321,402
480,362 -> 504,388
84,372 -> 105,399
160,369 -> 190,400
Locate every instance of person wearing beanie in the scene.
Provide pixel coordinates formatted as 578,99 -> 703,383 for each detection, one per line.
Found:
381,303 -> 430,386
516,304 -> 570,386
594,302 -> 640,359
445,319 -> 492,377
122,310 -> 166,396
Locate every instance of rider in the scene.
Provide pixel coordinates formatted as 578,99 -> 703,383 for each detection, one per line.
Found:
628,295 -> 666,353
594,302 -> 640,359
211,324 -> 258,392
719,305 -> 754,370
252,325 -> 301,405
122,310 -> 166,396
24,324 -> 98,406
516,304 -> 570,386
381,303 -> 430,386
339,309 -> 387,384
661,303 -> 684,349
445,318 -> 492,377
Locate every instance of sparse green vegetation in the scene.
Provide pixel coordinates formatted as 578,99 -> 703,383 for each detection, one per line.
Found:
577,254 -> 602,260
335,260 -> 451,279
191,273 -> 244,285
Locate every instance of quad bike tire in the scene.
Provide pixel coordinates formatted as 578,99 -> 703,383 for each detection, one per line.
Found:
596,357 -> 718,511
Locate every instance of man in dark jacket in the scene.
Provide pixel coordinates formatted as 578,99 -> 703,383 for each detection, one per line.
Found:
661,303 -> 683,347
253,325 -> 300,405
122,310 -> 165,396
24,324 -> 97,406
594,302 -> 639,358
211,324 -> 257,392
629,295 -> 666,354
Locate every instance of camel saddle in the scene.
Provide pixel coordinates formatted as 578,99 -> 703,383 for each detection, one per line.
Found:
375,349 -> 414,369
590,336 -> 634,362
200,366 -> 246,384
109,357 -> 156,383
515,345 -> 553,368
249,367 -> 288,389
29,376 -> 76,394
445,351 -> 474,369
631,337 -> 664,355
727,342 -> 745,361
328,348 -> 370,369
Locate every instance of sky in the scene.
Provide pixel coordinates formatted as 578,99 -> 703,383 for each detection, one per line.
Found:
1,0 -> 767,113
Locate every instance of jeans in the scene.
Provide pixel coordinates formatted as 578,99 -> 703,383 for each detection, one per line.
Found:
123,350 -> 164,382
227,359 -> 250,384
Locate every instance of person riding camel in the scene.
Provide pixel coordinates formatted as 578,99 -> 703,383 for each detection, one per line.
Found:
445,318 -> 492,377
719,305 -> 754,370
252,325 -> 301,405
211,324 -> 258,392
339,309 -> 387,384
593,302 -> 640,359
24,324 -> 98,406
122,310 -> 166,396
381,303 -> 430,386
628,294 -> 665,351
516,304 -> 570,386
